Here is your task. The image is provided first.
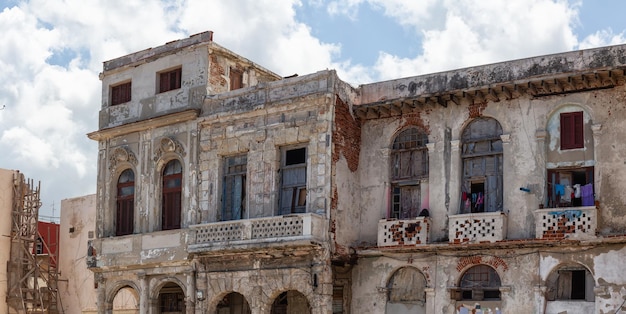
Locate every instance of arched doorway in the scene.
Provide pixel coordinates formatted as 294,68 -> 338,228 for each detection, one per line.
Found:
270,290 -> 311,314
216,292 -> 251,314
385,267 -> 427,314
112,286 -> 139,314
158,282 -> 185,314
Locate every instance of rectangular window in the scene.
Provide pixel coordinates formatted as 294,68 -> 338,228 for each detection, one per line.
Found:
279,147 -> 307,215
158,67 -> 182,93
111,81 -> 131,105
223,155 -> 247,221
391,185 -> 420,219
230,67 -> 243,90
560,111 -> 584,150
546,167 -> 593,208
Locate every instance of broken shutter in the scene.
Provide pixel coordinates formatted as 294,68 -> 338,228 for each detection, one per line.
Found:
162,160 -> 182,230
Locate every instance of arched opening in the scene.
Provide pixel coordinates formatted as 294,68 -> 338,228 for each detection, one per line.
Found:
116,169 -> 135,236
216,292 -> 251,314
544,263 -> 595,313
112,286 -> 139,314
162,160 -> 182,230
460,117 -> 503,214
270,290 -> 311,314
389,128 -> 429,219
158,282 -> 185,314
453,265 -> 502,312
385,267 -> 427,314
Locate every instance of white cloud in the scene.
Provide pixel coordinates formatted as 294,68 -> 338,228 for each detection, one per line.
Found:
579,29 -> 626,49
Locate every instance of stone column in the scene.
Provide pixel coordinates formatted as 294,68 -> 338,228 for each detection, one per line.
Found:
533,285 -> 547,314
424,287 -> 436,314
499,286 -> 512,313
95,274 -> 108,314
138,272 -> 149,314
591,124 -> 602,201
500,133 -> 511,239
535,129 -> 547,208
186,270 -> 196,314
449,140 -> 462,216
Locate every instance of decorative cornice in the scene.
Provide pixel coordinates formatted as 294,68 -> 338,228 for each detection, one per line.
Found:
87,109 -> 199,141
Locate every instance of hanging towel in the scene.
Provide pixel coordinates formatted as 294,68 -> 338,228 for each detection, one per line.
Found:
573,184 -> 581,198
563,185 -> 573,202
555,184 -> 565,196
581,183 -> 594,206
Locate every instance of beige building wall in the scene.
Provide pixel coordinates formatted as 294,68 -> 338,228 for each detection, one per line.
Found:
59,194 -> 98,313
0,169 -> 15,314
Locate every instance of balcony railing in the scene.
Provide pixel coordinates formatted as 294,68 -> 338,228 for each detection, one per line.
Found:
188,213 -> 327,253
534,206 -> 597,240
449,212 -> 507,244
378,217 -> 430,247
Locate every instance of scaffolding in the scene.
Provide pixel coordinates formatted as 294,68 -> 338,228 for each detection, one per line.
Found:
7,172 -> 59,314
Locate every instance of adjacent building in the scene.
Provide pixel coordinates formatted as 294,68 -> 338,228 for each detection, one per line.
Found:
85,31 -> 626,313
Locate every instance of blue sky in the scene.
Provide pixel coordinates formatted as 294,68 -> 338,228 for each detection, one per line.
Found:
0,0 -> 625,220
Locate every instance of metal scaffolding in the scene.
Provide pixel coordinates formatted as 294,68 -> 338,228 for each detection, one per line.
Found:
7,172 -> 59,314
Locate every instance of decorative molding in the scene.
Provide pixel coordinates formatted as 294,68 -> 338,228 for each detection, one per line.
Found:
108,146 -> 137,173
154,137 -> 186,162
500,133 -> 511,143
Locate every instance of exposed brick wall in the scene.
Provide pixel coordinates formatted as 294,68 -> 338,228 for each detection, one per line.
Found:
209,55 -> 227,88
332,96 -> 361,172
468,100 -> 488,118
401,111 -> 431,134
456,256 -> 509,273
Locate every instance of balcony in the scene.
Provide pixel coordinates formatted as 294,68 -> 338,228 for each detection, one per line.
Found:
449,212 -> 507,244
188,213 -> 327,253
378,217 -> 430,247
534,206 -> 597,240
90,229 -> 191,269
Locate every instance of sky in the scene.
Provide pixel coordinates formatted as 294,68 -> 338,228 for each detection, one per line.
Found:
1,0 -> 626,221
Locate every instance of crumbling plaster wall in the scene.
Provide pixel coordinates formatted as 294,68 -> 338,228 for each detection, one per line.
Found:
352,249 -> 541,314
198,71 -> 337,223
99,44 -> 209,129
97,119 -> 199,239
539,243 -> 626,314
59,194 -> 98,314
349,84 -> 626,245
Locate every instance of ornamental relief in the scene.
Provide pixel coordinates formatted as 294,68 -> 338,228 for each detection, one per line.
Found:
153,137 -> 186,162
108,146 -> 137,173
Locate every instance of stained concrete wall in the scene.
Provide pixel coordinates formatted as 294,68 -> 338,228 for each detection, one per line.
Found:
0,169 -> 15,314
59,194 -> 98,313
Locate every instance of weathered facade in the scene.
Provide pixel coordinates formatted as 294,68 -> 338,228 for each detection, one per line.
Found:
87,31 -> 626,314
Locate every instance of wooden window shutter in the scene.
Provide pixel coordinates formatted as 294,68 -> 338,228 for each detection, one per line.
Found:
560,111 -> 583,150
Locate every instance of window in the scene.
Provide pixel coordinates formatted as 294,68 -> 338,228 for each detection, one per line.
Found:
223,155 -> 247,221
461,117 -> 503,213
230,67 -> 243,90
280,147 -> 307,215
111,81 -> 131,105
546,266 -> 595,301
458,265 -> 501,301
390,128 -> 428,219
162,160 -> 182,230
36,237 -> 43,254
560,111 -> 584,150
158,283 -> 185,313
116,169 -> 135,236
547,167 -> 594,208
158,67 -> 182,93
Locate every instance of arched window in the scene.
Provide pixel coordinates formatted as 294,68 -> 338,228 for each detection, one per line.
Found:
461,117 -> 503,213
459,265 -> 501,301
390,128 -> 428,219
116,169 -> 135,236
271,290 -> 311,314
386,267 -> 427,314
162,160 -> 182,230
158,282 -> 185,313
546,265 -> 594,301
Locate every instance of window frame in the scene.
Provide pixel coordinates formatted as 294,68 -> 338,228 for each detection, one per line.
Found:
222,154 -> 247,221
158,67 -> 182,93
458,265 -> 502,301
560,111 -> 584,150
279,146 -> 307,215
162,160 -> 182,230
230,67 -> 243,90
116,169 -> 135,236
111,81 -> 131,106
389,128 -> 429,219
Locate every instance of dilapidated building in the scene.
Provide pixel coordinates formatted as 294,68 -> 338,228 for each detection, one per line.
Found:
86,31 -> 626,314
